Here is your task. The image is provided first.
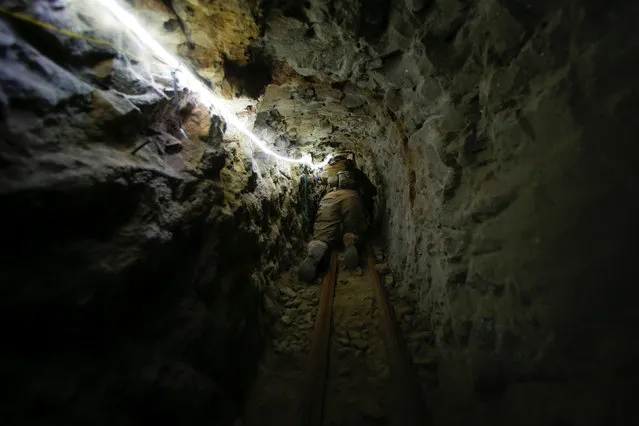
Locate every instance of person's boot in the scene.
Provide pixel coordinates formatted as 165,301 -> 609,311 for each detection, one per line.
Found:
343,233 -> 359,270
298,240 -> 328,282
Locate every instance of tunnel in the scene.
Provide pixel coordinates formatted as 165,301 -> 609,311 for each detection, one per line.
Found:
0,0 -> 637,425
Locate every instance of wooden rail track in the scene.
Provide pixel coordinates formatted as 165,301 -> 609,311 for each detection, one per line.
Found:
297,248 -> 427,425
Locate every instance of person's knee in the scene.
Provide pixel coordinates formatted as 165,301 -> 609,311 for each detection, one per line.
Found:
308,240 -> 329,259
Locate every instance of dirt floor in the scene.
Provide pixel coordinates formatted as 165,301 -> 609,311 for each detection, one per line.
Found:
241,245 -> 434,426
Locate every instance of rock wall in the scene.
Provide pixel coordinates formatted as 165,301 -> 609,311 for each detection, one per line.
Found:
0,2 -> 305,425
261,0 -> 639,424
2,0 -> 639,424
373,1 -> 639,424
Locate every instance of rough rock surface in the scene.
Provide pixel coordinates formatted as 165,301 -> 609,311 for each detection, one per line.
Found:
255,0 -> 639,424
0,3 -> 307,425
111,0 -> 265,94
2,0 -> 639,425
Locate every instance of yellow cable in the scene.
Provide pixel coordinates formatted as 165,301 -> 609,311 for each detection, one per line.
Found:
0,6 -> 170,68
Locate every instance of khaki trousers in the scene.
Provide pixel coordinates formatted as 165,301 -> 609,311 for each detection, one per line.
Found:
312,189 -> 366,244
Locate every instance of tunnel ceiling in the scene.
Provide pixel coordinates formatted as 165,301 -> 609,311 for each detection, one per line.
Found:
125,0 -> 410,158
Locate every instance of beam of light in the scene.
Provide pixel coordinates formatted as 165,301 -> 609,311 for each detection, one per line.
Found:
97,0 -> 332,169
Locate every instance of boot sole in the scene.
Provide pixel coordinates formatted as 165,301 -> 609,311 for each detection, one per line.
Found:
299,262 -> 317,282
344,247 -> 359,270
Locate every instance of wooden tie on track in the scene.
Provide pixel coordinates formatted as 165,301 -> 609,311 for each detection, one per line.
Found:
297,248 -> 427,426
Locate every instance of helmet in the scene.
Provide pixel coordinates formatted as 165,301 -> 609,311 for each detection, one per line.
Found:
321,151 -> 356,181
328,151 -> 356,168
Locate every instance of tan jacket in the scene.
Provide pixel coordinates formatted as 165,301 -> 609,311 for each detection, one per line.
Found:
319,159 -> 377,211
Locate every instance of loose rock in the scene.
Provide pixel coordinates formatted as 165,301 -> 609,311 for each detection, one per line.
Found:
280,287 -> 297,299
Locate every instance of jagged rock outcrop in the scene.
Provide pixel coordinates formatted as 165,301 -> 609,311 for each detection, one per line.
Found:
0,2 -> 306,425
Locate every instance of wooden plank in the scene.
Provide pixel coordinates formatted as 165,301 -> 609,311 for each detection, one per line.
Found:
365,246 -> 429,426
297,251 -> 338,426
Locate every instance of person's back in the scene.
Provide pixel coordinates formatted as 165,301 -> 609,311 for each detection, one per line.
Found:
298,154 -> 377,282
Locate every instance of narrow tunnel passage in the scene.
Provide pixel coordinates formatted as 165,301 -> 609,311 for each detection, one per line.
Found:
1,1 -> 638,426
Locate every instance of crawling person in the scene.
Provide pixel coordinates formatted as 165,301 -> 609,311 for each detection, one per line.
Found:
298,153 -> 377,282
